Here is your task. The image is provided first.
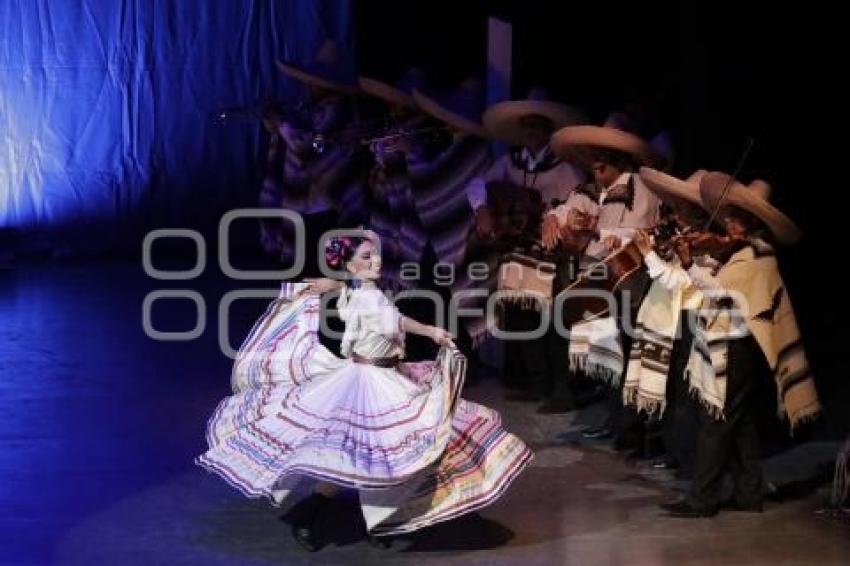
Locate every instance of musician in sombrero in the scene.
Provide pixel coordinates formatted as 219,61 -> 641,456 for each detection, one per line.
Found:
469,88 -> 587,221
542,113 -> 668,442
357,69 -> 434,291
406,79 -> 497,378
656,171 -> 820,517
264,40 -> 371,274
467,89 -> 588,410
625,168 -> 714,477
410,78 -> 495,272
543,112 -> 668,261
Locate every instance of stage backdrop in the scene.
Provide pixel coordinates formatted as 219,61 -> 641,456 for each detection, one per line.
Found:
0,0 -> 353,248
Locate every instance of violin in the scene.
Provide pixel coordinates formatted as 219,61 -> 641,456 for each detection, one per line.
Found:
678,230 -> 746,263
648,214 -> 696,261
644,227 -> 745,271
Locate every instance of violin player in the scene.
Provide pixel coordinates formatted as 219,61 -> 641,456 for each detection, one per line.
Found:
625,168 -> 714,478
634,170 -> 819,518
269,40 -> 371,274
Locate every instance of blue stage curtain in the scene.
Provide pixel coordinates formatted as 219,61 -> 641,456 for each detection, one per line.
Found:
0,0 -> 352,245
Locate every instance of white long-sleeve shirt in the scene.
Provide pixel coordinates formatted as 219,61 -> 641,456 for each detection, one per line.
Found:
643,251 -> 723,291
466,145 -> 585,210
548,172 -> 661,259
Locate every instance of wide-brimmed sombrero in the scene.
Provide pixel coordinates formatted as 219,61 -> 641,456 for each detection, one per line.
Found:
552,112 -> 667,168
412,78 -> 488,139
358,68 -> 428,110
276,39 -> 359,95
483,87 -> 587,146
699,172 -> 802,244
640,167 -> 709,210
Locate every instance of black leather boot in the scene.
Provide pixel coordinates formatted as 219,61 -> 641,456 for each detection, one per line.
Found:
290,493 -> 330,552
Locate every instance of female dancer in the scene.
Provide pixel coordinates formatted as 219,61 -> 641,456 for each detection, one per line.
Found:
197,230 -> 532,550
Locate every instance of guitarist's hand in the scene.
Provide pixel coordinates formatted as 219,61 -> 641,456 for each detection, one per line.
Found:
633,230 -> 653,256
541,215 -> 561,250
602,234 -> 623,251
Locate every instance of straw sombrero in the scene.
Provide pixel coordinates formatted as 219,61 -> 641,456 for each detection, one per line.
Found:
551,113 -> 667,168
699,172 -> 802,245
639,167 -> 709,210
483,87 -> 587,146
411,78 -> 488,139
276,40 -> 359,95
358,68 -> 428,110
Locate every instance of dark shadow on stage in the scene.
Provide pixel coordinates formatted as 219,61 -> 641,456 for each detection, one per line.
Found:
275,492 -> 516,552
393,513 -> 515,552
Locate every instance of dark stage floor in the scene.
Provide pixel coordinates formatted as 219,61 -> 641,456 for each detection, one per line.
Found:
2,261 -> 849,565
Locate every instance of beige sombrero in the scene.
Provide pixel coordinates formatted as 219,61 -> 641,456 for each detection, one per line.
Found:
412,78 -> 488,139
358,68 -> 428,110
551,112 -> 667,169
699,172 -> 802,245
483,87 -> 587,146
639,167 -> 709,210
275,40 -> 359,95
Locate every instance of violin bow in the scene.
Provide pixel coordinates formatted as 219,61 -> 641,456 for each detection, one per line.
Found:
703,137 -> 755,230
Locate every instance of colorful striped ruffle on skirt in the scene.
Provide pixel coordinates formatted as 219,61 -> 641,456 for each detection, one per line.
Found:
197,283 -> 531,533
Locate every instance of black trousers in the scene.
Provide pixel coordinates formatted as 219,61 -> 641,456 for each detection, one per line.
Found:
502,306 -> 575,403
687,335 -> 765,510
606,327 -> 644,445
662,311 -> 700,475
596,276 -> 652,445
502,253 -> 581,401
